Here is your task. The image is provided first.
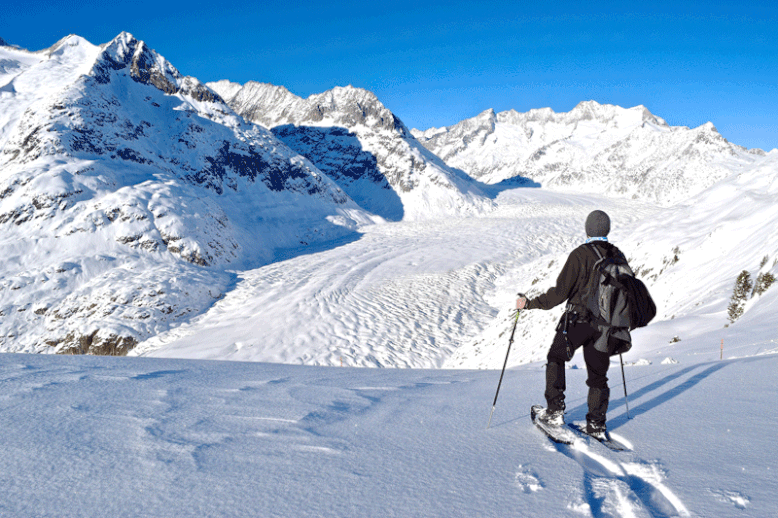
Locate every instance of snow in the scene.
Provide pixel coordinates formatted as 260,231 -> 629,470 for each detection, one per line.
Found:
0,34 -> 381,353
2,347 -> 775,517
411,101 -> 764,206
131,189 -> 656,367
208,80 -> 493,222
5,175 -> 776,517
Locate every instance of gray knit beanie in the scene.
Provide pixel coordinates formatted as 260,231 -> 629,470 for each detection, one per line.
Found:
585,210 -> 611,237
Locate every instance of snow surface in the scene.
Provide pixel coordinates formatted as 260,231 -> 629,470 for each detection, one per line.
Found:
4,179 -> 776,516
2,346 -> 775,517
131,189 -> 657,367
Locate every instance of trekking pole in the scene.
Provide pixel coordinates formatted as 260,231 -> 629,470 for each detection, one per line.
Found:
619,353 -> 631,419
487,306 -> 521,429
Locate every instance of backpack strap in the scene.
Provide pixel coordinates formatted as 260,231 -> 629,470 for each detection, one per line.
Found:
588,242 -> 606,261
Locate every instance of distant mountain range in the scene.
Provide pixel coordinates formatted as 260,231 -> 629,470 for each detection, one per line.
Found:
412,103 -> 766,205
1,32 -> 774,358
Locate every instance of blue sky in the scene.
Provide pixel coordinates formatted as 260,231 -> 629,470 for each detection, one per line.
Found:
3,1 -> 777,150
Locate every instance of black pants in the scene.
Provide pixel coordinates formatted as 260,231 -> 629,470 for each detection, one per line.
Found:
545,317 -> 610,426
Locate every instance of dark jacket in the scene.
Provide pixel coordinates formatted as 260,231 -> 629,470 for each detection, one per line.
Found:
527,241 -> 627,316
527,241 -> 632,354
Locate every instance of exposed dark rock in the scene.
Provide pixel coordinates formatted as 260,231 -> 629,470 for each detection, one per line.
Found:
71,125 -> 104,154
56,330 -> 138,356
116,148 -> 147,163
194,141 -> 324,196
272,125 -> 386,184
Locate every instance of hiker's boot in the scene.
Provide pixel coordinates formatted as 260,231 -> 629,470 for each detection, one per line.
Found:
538,407 -> 565,427
586,386 -> 610,430
585,420 -> 607,440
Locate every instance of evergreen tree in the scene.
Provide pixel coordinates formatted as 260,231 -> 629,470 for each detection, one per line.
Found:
727,270 -> 752,323
753,272 -> 776,297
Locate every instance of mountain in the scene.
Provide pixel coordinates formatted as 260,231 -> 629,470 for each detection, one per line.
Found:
0,33 -> 374,355
411,102 -> 767,206
207,80 -> 492,221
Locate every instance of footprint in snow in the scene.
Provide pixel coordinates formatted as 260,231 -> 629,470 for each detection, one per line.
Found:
514,465 -> 543,493
709,489 -> 750,510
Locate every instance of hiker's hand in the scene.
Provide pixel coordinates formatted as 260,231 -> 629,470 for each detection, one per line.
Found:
516,296 -> 528,310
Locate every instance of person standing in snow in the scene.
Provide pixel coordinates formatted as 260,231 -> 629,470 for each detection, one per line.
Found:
516,210 -> 626,438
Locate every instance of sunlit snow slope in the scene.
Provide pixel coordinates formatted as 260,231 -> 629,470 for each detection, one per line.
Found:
1,348 -> 775,517
208,80 -> 492,221
133,190 -> 656,366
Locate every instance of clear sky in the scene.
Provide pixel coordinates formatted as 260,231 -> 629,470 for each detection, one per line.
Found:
3,0 -> 777,150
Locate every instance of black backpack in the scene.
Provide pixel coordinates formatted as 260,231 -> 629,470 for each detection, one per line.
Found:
586,244 -> 657,333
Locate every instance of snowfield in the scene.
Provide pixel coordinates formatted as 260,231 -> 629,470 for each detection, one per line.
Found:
1,349 -> 775,517
132,189 -> 658,367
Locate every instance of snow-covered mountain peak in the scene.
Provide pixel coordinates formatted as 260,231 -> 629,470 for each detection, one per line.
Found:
44,34 -> 96,58
486,101 -> 667,130
206,79 -> 245,104
96,32 -> 198,98
0,37 -> 8,47
303,84 -> 403,132
633,104 -> 668,127
569,99 -> 612,120
311,84 -> 380,107
413,100 -> 764,205
207,81 -> 300,128
242,80 -> 293,97
467,108 -> 497,128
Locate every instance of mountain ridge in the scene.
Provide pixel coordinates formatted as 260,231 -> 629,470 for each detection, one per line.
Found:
411,101 -> 765,205
207,80 -> 493,221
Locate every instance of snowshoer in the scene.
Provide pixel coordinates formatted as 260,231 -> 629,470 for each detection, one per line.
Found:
517,210 -> 628,438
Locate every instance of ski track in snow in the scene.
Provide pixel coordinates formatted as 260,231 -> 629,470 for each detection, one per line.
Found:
133,190 -> 658,367
532,429 -> 690,518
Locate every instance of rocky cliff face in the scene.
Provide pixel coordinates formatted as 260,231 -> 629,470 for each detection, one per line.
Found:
412,101 -> 766,205
208,81 -> 492,221
0,33 -> 372,355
